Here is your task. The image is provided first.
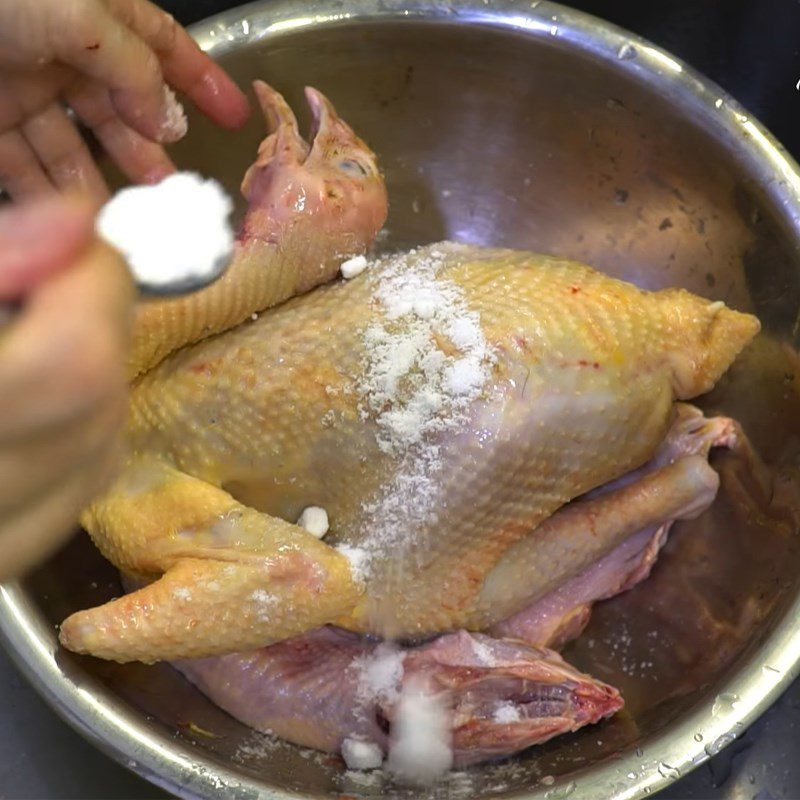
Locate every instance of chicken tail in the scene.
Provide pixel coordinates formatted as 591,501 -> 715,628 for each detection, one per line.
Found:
653,289 -> 760,398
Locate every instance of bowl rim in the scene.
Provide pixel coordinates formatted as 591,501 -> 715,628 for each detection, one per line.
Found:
3,2 -> 800,799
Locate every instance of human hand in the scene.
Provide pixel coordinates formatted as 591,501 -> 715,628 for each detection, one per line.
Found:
0,195 -> 135,579
0,0 -> 250,205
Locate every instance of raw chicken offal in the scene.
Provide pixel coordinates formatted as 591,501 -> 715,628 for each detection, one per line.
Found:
57,81 -> 760,776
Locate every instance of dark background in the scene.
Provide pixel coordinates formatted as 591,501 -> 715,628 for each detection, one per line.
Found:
173,0 -> 800,159
3,1 -> 800,799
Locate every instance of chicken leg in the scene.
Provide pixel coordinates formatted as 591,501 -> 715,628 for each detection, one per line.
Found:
60,459 -> 359,661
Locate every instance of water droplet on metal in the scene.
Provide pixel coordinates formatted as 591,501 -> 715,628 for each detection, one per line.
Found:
657,762 -> 681,780
643,787 -> 652,795
712,692 -> 740,715
540,775 -> 555,786
549,25 -> 558,36
694,733 -> 704,742
705,732 -> 736,757
627,771 -> 637,780
530,0 -> 541,7
617,43 -> 638,60
544,781 -> 577,798
635,746 -> 644,757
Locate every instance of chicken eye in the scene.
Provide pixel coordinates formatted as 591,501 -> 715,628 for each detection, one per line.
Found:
339,158 -> 369,177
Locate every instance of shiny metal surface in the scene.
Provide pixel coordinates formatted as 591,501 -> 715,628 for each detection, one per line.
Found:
2,1 -> 800,798
135,253 -> 232,297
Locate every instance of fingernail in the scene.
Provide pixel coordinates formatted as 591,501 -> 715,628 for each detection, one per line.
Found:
158,86 -> 188,143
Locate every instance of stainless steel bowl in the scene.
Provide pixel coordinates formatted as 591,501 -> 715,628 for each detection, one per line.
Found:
3,2 -> 800,798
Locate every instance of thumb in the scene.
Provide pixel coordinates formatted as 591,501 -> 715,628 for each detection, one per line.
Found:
0,195 -> 96,301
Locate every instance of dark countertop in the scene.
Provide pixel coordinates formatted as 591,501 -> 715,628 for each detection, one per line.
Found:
3,1 -> 800,798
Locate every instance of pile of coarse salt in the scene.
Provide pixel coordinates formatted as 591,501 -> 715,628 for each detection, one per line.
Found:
385,679 -> 454,784
96,172 -> 234,292
336,243 -> 494,578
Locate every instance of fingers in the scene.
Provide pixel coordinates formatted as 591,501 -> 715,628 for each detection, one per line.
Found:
42,0 -> 178,143
20,103 -> 109,205
0,435 -> 121,582
108,0 -> 250,130
0,221 -> 133,582
0,71 -> 58,200
67,80 -> 175,185
0,194 -> 95,299
48,0 -> 249,139
0,128 -> 53,201
0,68 -> 110,202
0,0 -> 250,201
0,63 -> 175,193
0,236 -> 134,440
0,397 -> 124,519
2,1 -> 173,142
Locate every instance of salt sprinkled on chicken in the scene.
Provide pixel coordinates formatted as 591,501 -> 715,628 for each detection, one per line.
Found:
249,589 -> 276,621
97,172 -> 234,291
335,544 -> 368,583
493,702 -> 522,724
386,679 -> 453,784
340,245 -> 490,782
357,243 -> 493,454
355,642 -> 405,705
470,636 -> 498,666
350,243 -> 495,583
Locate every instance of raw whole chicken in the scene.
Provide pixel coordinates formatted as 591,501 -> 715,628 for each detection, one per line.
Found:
58,81 -> 760,773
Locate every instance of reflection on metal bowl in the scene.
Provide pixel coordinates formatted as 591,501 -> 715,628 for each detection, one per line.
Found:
2,1 -> 800,798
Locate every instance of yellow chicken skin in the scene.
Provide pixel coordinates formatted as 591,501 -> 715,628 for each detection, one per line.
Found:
60,233 -> 759,661
128,81 -> 388,378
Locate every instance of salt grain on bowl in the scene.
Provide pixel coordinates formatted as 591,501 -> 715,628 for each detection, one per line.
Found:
386,680 -> 453,784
